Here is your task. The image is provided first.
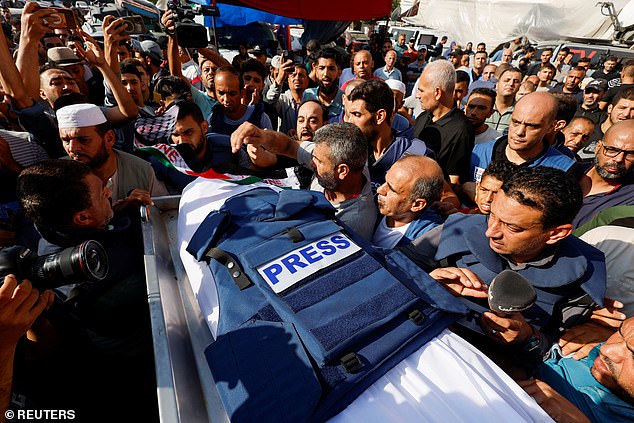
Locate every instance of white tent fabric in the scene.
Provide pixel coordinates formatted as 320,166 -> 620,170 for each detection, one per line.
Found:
404,0 -> 632,48
177,177 -> 554,422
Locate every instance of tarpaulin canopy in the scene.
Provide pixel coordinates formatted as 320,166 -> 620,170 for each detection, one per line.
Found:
214,0 -> 393,21
404,0 -> 632,47
205,4 -> 302,26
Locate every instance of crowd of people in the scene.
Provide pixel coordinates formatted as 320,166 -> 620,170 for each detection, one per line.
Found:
1,4 -> 634,422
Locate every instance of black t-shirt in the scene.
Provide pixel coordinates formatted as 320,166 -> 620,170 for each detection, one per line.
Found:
549,84 -> 583,104
603,83 -> 634,106
592,70 -> 620,87
413,108 -> 474,182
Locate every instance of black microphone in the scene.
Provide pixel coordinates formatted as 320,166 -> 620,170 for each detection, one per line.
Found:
458,269 -> 537,336
488,269 -> 536,314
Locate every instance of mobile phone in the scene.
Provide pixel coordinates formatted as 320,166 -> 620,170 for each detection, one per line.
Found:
120,16 -> 147,35
282,50 -> 294,63
44,8 -> 78,30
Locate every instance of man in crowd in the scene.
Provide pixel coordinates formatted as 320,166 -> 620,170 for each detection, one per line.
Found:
347,79 -> 430,187
467,92 -> 576,200
535,63 -> 557,92
584,87 -> 634,158
574,119 -> 634,228
600,59 -> 634,108
413,60 -> 474,187
302,48 -> 345,121
593,55 -> 621,88
266,61 -> 309,135
575,79 -> 608,155
342,50 -> 380,90
374,49 -> 402,81
485,66 -> 522,132
56,103 -> 167,213
522,315 -> 634,422
465,87 -> 501,145
471,160 -> 517,215
550,66 -> 586,104
402,166 -> 605,373
562,116 -> 595,155
470,50 -> 488,82
208,66 -> 273,135
16,159 -> 158,421
230,122 -> 377,240
393,33 -> 407,58
526,47 -> 554,76
372,155 -> 444,248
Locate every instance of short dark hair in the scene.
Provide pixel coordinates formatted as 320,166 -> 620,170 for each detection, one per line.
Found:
176,100 -> 204,124
17,159 -> 93,231
240,59 -> 266,81
539,62 -> 557,73
456,70 -> 470,84
313,122 -> 367,172
154,75 -> 190,100
120,61 -> 141,79
469,87 -> 497,105
481,160 -> 517,183
316,47 -> 342,68
552,93 -> 578,125
612,86 -> 634,106
348,79 -> 394,124
52,92 -> 89,111
501,166 -> 582,228
474,51 -> 488,58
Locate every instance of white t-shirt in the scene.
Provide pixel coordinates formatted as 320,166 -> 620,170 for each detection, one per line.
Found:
475,126 -> 502,145
372,216 -> 410,248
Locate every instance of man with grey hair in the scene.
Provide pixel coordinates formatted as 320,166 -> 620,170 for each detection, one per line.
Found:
413,59 -> 474,187
231,121 -> 377,240
373,155 -> 444,248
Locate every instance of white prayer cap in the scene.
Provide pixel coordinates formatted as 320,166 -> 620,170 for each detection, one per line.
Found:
56,103 -> 107,129
385,79 -> 406,95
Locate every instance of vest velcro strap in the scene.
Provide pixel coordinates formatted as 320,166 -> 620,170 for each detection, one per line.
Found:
340,352 -> 364,373
206,248 -> 252,290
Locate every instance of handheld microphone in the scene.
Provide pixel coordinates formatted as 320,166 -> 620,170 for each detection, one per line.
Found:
488,269 -> 537,314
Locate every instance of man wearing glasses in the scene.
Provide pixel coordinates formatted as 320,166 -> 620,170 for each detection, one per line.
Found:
574,119 -> 634,228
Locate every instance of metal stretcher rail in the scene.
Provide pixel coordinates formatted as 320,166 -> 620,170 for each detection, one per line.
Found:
140,196 -> 228,423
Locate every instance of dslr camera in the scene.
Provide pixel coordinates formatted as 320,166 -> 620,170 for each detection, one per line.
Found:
0,240 -> 109,290
165,0 -> 220,49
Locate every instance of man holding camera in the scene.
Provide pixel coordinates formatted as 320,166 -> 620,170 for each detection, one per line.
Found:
14,159 -> 158,422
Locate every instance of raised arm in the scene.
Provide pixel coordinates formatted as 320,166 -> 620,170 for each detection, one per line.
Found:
16,3 -> 54,100
0,16 -> 31,109
160,10 -> 187,84
197,47 -> 230,68
76,31 -> 138,124
102,15 -> 130,76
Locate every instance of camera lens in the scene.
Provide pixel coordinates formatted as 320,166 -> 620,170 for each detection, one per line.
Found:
72,240 -> 109,282
27,240 -> 109,288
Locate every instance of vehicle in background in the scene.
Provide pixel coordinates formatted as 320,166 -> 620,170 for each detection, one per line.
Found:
534,39 -> 634,70
386,24 -> 452,50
